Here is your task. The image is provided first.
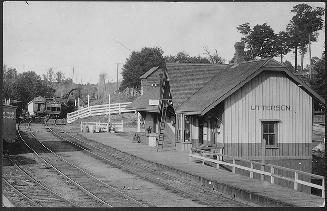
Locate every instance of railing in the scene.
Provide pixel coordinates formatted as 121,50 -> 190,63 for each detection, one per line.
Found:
189,150 -> 325,198
67,102 -> 135,123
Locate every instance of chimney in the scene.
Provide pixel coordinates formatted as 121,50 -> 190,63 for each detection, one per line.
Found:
233,42 -> 245,65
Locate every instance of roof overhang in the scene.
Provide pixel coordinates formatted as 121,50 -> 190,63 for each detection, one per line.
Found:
198,59 -> 325,116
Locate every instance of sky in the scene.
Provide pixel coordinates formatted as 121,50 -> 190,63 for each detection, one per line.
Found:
3,1 -> 325,84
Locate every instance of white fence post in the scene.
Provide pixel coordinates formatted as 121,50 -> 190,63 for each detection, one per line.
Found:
137,112 -> 141,132
261,164 -> 265,181
189,151 -> 325,198
322,178 -> 325,198
270,166 -> 274,184
121,119 -> 124,132
108,94 -> 111,123
294,172 -> 298,191
216,155 -> 220,169
232,158 -> 236,173
119,103 -> 121,114
250,162 -> 254,179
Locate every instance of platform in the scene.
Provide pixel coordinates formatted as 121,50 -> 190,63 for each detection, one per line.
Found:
79,131 -> 324,207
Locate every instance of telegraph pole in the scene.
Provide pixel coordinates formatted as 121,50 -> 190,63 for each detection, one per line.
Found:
116,63 -> 120,91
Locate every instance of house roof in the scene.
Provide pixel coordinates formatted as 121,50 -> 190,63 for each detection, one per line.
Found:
33,96 -> 46,102
140,66 -> 159,79
177,58 -> 325,115
128,86 -> 160,112
165,63 -> 229,109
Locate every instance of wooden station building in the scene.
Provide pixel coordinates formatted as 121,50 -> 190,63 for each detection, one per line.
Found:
130,42 -> 325,190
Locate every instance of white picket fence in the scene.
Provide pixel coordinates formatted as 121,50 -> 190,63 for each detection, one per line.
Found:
67,102 -> 135,123
190,150 -> 325,198
80,121 -> 124,133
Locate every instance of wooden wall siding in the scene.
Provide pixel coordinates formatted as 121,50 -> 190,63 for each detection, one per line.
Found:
224,72 -> 312,157
144,113 -> 158,133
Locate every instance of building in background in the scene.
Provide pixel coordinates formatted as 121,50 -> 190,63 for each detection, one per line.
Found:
131,42 -> 325,192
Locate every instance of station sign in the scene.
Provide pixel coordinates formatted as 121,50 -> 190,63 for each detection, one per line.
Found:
250,105 -> 292,111
3,111 -> 15,119
149,99 -> 159,106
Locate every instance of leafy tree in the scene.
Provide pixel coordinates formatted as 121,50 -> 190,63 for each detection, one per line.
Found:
3,65 -> 18,100
165,52 -> 211,64
203,47 -> 225,64
120,47 -> 165,91
56,71 -> 65,83
275,31 -> 292,63
310,51 -> 326,99
283,60 -> 295,71
287,4 -> 324,72
237,23 -> 278,59
14,71 -> 55,106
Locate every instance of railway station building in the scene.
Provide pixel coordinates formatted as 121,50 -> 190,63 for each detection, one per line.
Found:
130,42 -> 325,191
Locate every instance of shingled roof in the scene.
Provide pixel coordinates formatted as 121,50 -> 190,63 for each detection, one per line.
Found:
176,58 -> 325,115
165,63 -> 229,109
128,86 -> 160,112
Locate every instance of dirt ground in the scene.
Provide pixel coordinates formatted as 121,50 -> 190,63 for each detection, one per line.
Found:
11,124 -> 206,207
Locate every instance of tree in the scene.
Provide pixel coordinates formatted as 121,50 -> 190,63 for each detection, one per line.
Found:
97,73 -> 107,98
283,60 -> 295,72
45,68 -> 55,83
275,31 -> 292,63
310,51 -> 326,99
237,23 -> 278,59
3,65 -> 18,100
165,52 -> 211,64
56,71 -> 65,83
287,4 -> 324,72
14,71 -> 55,106
120,47 -> 165,91
203,47 -> 225,64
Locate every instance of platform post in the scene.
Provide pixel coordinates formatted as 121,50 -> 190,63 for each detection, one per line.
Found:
270,166 -> 274,184
250,162 -> 254,179
294,172 -> 298,191
137,112 -> 141,132
232,158 -> 236,173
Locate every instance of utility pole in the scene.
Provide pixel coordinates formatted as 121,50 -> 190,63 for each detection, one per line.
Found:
72,66 -> 75,83
116,63 -> 120,91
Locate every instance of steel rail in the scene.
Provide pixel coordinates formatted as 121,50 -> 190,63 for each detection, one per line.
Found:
2,177 -> 42,207
4,157 -> 77,207
51,125 -> 253,207
17,122 -> 113,207
44,126 -> 151,207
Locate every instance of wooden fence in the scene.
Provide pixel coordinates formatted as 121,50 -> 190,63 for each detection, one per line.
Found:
189,150 -> 325,198
80,121 -> 124,133
67,102 -> 135,123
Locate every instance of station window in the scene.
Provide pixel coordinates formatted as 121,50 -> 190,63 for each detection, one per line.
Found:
262,121 -> 278,147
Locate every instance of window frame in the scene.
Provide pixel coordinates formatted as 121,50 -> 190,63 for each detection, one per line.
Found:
260,120 -> 280,149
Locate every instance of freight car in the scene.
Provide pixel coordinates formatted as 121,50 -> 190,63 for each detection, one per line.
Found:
27,96 -> 62,119
2,104 -> 17,144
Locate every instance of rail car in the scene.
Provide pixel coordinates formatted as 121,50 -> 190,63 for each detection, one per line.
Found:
2,104 -> 17,144
27,96 -> 63,120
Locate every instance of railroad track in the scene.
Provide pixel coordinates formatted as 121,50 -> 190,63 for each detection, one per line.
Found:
49,124 -> 254,207
16,122 -> 149,207
2,157 -> 76,207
